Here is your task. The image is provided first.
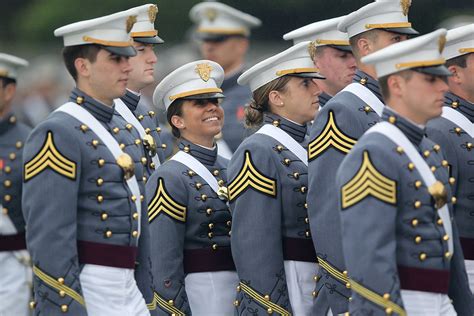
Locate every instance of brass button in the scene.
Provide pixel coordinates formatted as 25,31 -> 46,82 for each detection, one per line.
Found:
383,293 -> 390,300
359,78 -> 367,85
441,160 -> 449,167
16,141 -> 23,149
131,195 -> 137,202
4,166 -> 11,173
119,143 -> 126,150
408,163 -> 415,171
141,157 -> 147,165
2,208 -> 8,215
364,106 -> 371,113
149,111 -> 155,117
143,176 -> 147,183
59,290 -> 66,297
206,208 -> 212,215
138,115 -> 144,121
212,243 -> 218,250
305,230 -> 311,238
467,142 -> 473,150
228,230 -> 231,236
161,144 -> 167,149
29,301 -> 36,309
433,144 -> 440,152
213,170 -> 220,176
454,127 -> 462,135
414,180 -> 422,189
96,178 -> 104,186
76,96 -> 84,104
9,116 -> 16,124
300,186 -> 307,193
145,128 -> 151,134
133,212 -> 139,220
156,127 -> 162,133
105,231 -> 113,238
304,203 -> 308,209
437,218 -> 443,226
443,234 -> 449,241
208,223 -> 214,229
187,170 -> 195,177
98,159 -> 105,167
264,294 -> 270,301
233,300 -> 240,307
385,307 -> 393,315
267,308 -> 273,314
58,277 -> 65,284
313,275 -> 319,282
226,220 -> 232,227
201,194 -> 207,201
218,179 -> 225,186
168,300 -> 174,306
195,182 -> 202,190
445,252 -> 452,259
345,282 -> 351,289
414,200 -> 421,209
140,195 -> 144,202
305,217 -> 309,224
451,196 -> 457,204
419,253 -> 427,261
449,177 -> 455,185
135,139 -> 142,145
388,116 -> 396,124
415,236 -> 422,244
293,172 -> 300,179
101,212 -> 108,221
430,166 -> 436,172
396,146 -> 404,154
9,153 -> 16,160
112,127 -> 120,134
276,145 -> 284,152
4,195 -> 11,202
184,146 -> 190,153
61,304 -> 68,313
312,290 -> 318,297
80,124 -> 88,132
132,231 -> 139,238
4,180 -> 11,188
411,219 -> 419,227
91,140 -> 99,148
272,120 -> 280,127
126,124 -> 133,131
423,150 -> 430,157
451,101 -> 459,108
150,162 -> 156,169
343,270 -> 348,277
208,232 -> 213,238
97,195 -> 104,203
283,158 -> 291,166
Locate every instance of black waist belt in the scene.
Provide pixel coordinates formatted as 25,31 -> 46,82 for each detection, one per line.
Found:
460,237 -> 474,260
77,240 -> 138,269
282,237 -> 317,262
183,246 -> 235,274
0,232 -> 26,251
398,265 -> 450,294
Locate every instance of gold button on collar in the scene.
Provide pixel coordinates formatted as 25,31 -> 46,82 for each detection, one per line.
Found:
388,116 -> 396,124
76,96 -> 84,105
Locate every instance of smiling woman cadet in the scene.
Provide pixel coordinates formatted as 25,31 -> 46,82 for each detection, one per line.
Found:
146,60 -> 238,315
227,41 -> 325,315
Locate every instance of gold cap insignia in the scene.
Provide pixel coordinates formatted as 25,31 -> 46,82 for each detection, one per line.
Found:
401,0 -> 411,16
205,8 -> 218,22
428,180 -> 447,209
195,63 -> 213,82
308,41 -> 317,61
0,69 -> 9,78
148,5 -> 158,23
126,15 -> 137,33
116,153 -> 135,180
438,35 -> 447,53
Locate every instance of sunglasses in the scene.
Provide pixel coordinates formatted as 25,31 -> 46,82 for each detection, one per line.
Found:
192,98 -> 221,106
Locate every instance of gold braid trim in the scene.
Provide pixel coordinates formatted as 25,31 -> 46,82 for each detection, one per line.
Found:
239,282 -> 291,316
154,292 -> 185,315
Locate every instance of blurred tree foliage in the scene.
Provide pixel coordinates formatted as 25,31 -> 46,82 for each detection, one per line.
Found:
1,0 -> 473,49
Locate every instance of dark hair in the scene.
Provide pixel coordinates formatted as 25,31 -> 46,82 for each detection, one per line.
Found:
244,76 -> 292,128
167,99 -> 185,138
62,44 -> 101,80
0,77 -> 16,87
349,29 -> 380,59
445,53 -> 469,69
379,70 -> 413,100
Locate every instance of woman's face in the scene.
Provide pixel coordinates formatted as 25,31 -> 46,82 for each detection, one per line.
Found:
172,98 -> 224,145
277,76 -> 321,124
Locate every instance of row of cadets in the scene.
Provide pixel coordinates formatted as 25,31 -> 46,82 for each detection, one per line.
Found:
338,28 -> 473,315
23,8 -> 154,316
305,1 -> 418,314
0,53 -> 31,316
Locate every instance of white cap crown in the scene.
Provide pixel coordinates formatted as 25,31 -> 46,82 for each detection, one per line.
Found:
444,24 -> 474,60
0,53 -> 28,80
283,16 -> 349,46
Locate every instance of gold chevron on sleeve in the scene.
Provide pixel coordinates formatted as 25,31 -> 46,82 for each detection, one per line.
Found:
228,151 -> 277,202
342,151 -> 396,209
148,178 -> 187,223
24,131 -> 76,181
32,265 -> 85,306
308,110 -> 357,160
239,282 -> 291,316
154,292 -> 185,316
350,279 -> 406,316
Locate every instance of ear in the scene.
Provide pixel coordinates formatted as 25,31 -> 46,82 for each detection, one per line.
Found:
387,75 -> 403,98
74,57 -> 92,78
236,38 -> 249,55
3,83 -> 16,104
357,37 -> 372,57
447,65 -> 462,85
268,90 -> 284,108
171,115 -> 186,131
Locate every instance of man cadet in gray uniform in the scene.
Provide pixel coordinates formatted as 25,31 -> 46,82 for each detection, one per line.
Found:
426,24 -> 474,301
115,4 -> 167,176
283,16 -> 356,108
0,53 -> 31,316
338,28 -> 473,316
23,11 -> 153,315
189,2 -> 261,158
306,1 -> 418,314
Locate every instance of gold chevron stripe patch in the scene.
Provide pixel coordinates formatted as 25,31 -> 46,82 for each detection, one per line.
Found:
342,151 -> 396,209
308,110 -> 357,160
350,279 -> 406,316
154,292 -> 185,315
148,178 -> 187,223
228,151 -> 277,202
33,265 -> 85,306
24,131 -> 76,181
239,282 -> 291,316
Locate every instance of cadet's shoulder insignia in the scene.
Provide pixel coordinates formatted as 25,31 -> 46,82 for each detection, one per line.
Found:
228,150 -> 277,202
342,151 -> 396,209
148,178 -> 187,223
308,110 -> 357,161
24,131 -> 76,182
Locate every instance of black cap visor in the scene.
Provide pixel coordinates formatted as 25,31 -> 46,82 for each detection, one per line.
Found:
133,36 -> 164,45
383,27 -> 419,36
195,32 -> 246,43
328,45 -> 353,53
181,92 -> 226,100
413,65 -> 452,77
103,45 -> 137,57
288,72 -> 326,80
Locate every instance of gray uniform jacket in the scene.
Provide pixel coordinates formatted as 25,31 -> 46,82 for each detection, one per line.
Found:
220,70 -> 252,152
306,70 -> 382,314
338,108 -> 473,315
146,140 -> 234,315
228,114 -> 317,315
426,93 -> 474,273
0,114 -> 30,249
22,89 -> 155,315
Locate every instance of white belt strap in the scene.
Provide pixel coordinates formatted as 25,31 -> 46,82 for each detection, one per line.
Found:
115,99 -> 161,167
442,107 -> 474,137
57,102 -> 142,236
171,151 -> 220,194
366,122 -> 453,253
342,82 -> 385,117
256,124 -> 308,166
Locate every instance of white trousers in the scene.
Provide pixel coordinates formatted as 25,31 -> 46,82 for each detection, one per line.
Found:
465,260 -> 474,294
79,264 -> 150,316
284,260 -> 319,316
401,290 -> 456,316
0,252 -> 31,316
184,271 -> 238,316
